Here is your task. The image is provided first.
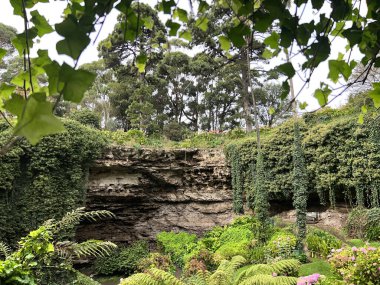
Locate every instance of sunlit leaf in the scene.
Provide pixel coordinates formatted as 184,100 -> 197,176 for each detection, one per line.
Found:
369,83 -> 380,108
299,102 -> 308,110
136,54 -> 147,73
264,32 -> 280,49
0,48 -> 6,61
30,10 -> 54,37
179,30 -> 192,41
219,36 -> 231,51
195,17 -> 209,32
314,87 -> 331,106
173,8 -> 188,22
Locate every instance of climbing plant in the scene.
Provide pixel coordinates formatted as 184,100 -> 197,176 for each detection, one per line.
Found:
292,121 -> 308,250
227,145 -> 244,214
226,105 -> 380,209
0,120 -> 107,244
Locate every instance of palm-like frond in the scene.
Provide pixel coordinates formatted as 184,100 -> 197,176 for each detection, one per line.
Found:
119,268 -> 186,285
209,256 -> 246,285
185,271 -> 211,285
239,274 -> 298,285
56,240 -> 117,259
0,242 -> 11,259
50,207 -> 115,234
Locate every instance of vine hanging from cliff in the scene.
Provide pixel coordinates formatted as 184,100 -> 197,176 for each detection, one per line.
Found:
0,120 -> 107,244
228,145 -> 244,214
292,121 -> 308,250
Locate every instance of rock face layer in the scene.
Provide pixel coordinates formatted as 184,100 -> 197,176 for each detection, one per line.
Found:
77,147 -> 233,243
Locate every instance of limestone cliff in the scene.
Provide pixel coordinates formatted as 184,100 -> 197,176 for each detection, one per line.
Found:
77,147 -> 233,243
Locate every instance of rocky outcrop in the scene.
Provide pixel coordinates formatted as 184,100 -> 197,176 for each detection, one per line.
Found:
77,147 -> 233,243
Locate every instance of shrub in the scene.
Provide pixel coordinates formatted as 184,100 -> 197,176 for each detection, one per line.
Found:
215,241 -> 250,260
94,241 -> 149,276
328,245 -> 380,284
75,272 -> 101,285
227,128 -> 246,139
366,208 -> 380,241
70,109 -> 101,129
163,121 -> 187,141
137,252 -> 174,273
265,231 -> 297,261
247,245 -> 266,264
345,207 -> 368,239
156,231 -> 197,267
345,207 -> 380,241
306,228 -> 342,258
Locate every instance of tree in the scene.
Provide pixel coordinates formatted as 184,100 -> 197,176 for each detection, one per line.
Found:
254,83 -> 291,127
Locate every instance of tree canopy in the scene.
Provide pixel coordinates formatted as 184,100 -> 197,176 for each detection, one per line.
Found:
0,0 -> 379,151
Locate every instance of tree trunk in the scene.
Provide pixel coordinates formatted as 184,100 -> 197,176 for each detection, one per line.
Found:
240,48 -> 253,132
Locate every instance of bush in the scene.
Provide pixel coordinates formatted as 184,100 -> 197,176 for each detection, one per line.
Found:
345,207 -> 380,241
265,231 -> 297,261
306,228 -> 342,258
75,272 -> 101,285
94,241 -> 149,276
156,231 -> 197,266
328,245 -> 380,285
163,121 -> 187,141
366,208 -> 380,241
70,109 -> 101,129
104,129 -> 147,145
137,252 -> 174,273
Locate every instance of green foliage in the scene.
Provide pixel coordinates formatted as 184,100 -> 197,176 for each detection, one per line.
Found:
234,259 -> 300,285
70,109 -> 101,129
156,231 -> 198,266
227,145 -> 244,214
0,120 -> 107,244
345,207 -> 380,241
94,240 -> 149,276
265,232 -> 297,261
164,121 -> 188,142
137,252 -> 175,273
225,110 -> 380,209
328,245 -> 380,285
254,151 -> 269,232
292,121 -> 308,250
119,268 -> 186,285
75,272 -> 102,285
306,228 -> 342,258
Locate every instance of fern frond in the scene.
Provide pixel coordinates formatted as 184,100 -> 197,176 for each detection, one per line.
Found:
119,269 -> 185,285
51,207 -> 115,233
209,256 -> 246,285
56,240 -> 117,259
270,259 -> 301,276
239,274 -> 298,285
147,268 -> 186,285
185,271 -> 210,285
233,259 -> 300,284
0,242 -> 11,259
119,273 -> 161,285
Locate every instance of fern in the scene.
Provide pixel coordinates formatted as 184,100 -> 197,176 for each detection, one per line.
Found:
0,242 -> 11,259
56,240 -> 117,259
234,259 -> 300,285
209,256 -> 246,285
119,268 -> 186,285
185,271 -> 211,285
239,274 -> 298,285
49,207 -> 115,234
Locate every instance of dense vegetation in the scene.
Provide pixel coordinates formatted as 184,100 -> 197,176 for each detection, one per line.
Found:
1,0 -> 380,284
227,102 -> 380,209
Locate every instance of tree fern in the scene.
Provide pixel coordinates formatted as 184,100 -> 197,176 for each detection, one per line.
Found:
185,271 -> 211,285
209,256 -> 246,285
48,207 -> 115,234
0,241 -> 11,259
234,259 -> 300,285
239,274 -> 298,285
56,240 -> 117,259
119,268 -> 186,285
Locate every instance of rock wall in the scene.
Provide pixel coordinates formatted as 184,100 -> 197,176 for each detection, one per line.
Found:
77,147 -> 233,243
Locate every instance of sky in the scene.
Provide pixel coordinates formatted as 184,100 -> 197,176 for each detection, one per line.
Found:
0,0 -> 365,112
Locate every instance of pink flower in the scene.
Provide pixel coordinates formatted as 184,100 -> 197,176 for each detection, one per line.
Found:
351,256 -> 356,261
368,247 -> 376,251
272,272 -> 277,277
352,246 -> 358,252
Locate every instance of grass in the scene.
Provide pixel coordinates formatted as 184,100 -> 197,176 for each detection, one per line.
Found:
298,258 -> 336,278
347,239 -> 380,248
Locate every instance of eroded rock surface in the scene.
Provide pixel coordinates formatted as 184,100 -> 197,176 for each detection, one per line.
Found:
77,147 -> 233,243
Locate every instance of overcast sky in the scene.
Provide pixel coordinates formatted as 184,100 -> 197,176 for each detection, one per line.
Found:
0,1 -> 365,111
